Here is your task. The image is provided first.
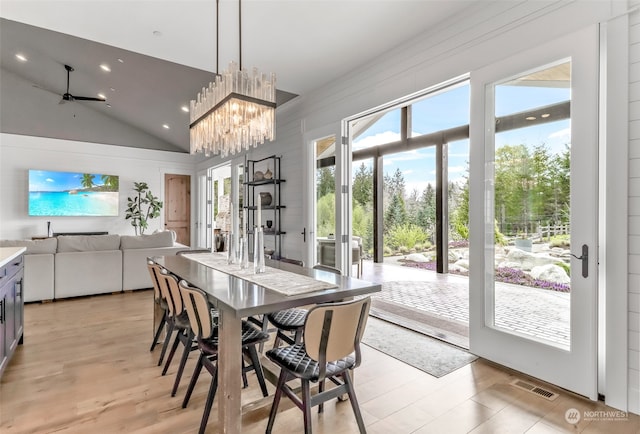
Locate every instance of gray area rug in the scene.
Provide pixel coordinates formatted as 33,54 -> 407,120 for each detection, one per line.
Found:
362,317 -> 478,378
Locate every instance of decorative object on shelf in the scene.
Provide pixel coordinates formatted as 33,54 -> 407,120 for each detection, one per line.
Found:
125,182 -> 163,235
254,170 -> 264,181
189,0 -> 276,157
264,166 -> 273,180
266,220 -> 273,229
260,192 -> 273,206
264,248 -> 275,257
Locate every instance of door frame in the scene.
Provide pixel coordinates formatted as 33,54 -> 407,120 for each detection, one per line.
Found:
468,26 -> 599,400
303,125 -> 342,269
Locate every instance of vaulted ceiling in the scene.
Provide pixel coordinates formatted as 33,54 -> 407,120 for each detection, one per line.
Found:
0,1 -> 479,153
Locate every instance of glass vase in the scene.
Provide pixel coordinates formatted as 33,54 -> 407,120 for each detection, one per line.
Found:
253,227 -> 265,274
239,236 -> 249,269
227,231 -> 237,265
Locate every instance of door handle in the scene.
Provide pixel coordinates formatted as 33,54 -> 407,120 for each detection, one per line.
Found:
570,244 -> 588,278
301,227 -> 306,242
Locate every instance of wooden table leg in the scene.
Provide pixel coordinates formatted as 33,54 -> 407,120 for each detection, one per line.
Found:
218,307 -> 242,434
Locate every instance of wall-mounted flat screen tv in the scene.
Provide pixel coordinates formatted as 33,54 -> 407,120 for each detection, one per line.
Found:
28,170 -> 119,216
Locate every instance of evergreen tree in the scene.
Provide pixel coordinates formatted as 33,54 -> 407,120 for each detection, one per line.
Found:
384,193 -> 407,234
352,163 -> 373,207
316,167 -> 335,198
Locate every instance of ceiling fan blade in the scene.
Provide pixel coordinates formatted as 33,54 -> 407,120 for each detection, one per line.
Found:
72,96 -> 106,102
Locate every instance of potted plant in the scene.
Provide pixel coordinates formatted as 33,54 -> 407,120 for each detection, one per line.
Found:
125,182 -> 163,235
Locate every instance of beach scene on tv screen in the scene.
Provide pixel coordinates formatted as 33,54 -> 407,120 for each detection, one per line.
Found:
29,170 -> 119,216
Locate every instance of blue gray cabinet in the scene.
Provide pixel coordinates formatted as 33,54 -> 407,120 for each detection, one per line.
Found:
0,250 -> 25,378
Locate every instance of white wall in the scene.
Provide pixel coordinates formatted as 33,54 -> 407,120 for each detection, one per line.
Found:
628,0 -> 640,415
0,133 -> 196,240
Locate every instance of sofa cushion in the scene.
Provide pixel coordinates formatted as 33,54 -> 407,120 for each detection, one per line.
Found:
0,238 -> 58,254
57,234 -> 121,252
120,231 -> 174,249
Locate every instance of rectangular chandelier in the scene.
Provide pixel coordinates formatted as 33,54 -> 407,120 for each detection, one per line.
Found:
190,61 -> 276,157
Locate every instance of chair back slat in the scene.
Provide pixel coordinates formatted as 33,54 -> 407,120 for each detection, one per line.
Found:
147,261 -> 162,300
304,297 -> 371,363
165,273 -> 184,314
179,280 -> 214,339
156,268 -> 180,317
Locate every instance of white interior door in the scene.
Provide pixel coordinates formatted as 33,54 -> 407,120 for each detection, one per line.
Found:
469,26 -> 598,399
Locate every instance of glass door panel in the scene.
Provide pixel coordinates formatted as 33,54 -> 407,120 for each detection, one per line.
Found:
469,27 -> 598,399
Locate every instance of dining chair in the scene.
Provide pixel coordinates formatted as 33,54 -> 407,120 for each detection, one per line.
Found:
147,261 -> 168,353
179,279 -> 270,434
265,296 -> 372,434
156,270 -> 200,397
265,264 -> 341,350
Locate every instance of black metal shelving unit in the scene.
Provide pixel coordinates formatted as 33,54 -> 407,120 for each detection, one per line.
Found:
244,155 -> 285,259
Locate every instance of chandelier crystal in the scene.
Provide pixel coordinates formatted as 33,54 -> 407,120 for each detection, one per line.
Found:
190,61 -> 276,157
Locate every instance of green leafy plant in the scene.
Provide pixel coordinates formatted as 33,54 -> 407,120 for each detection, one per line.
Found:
125,182 -> 163,235
387,223 -> 428,250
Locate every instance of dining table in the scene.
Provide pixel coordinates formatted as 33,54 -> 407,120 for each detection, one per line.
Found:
149,252 -> 381,434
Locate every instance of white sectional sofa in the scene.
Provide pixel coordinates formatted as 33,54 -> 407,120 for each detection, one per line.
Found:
0,238 -> 57,302
0,232 -> 188,302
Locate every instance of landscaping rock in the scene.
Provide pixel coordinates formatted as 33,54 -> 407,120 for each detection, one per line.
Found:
500,248 -> 559,271
530,264 -> 570,284
404,253 -> 430,263
454,258 -> 469,269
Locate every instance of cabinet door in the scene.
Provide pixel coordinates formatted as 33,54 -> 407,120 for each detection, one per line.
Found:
14,271 -> 23,343
0,293 -> 6,370
4,275 -> 16,353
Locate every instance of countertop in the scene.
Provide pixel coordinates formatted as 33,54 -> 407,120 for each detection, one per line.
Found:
0,247 -> 26,268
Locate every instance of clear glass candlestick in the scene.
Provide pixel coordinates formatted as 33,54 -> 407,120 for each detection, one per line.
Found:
239,236 -> 249,269
227,231 -> 237,265
253,227 -> 265,274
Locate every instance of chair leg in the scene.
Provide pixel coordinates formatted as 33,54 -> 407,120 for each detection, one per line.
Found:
150,311 -> 167,352
198,369 -> 218,434
241,357 -> 249,388
266,370 -> 288,434
171,332 -> 193,397
301,379 -> 313,434
182,353 -> 204,408
162,329 -> 183,376
342,371 -> 366,434
259,315 -> 269,353
157,321 -> 175,366
246,345 -> 269,397
318,379 -> 325,413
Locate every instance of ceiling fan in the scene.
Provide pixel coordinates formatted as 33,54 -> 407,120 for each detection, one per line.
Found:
60,64 -> 105,104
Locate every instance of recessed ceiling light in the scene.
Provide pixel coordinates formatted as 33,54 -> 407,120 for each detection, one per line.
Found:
526,116 -> 536,121
106,103 -> 112,108
541,113 -> 550,118
117,58 -> 124,63
15,53 -> 27,62
162,124 -> 170,129
100,64 -> 111,72
153,30 -> 163,37
98,93 -> 106,99
110,87 -> 116,92
181,106 -> 189,113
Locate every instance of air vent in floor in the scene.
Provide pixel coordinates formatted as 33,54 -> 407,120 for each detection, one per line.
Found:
510,379 -> 559,401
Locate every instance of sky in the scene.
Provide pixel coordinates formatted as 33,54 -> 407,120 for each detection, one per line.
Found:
352,81 -> 571,197
28,170 -> 112,192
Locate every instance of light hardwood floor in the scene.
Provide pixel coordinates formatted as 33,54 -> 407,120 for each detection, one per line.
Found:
1,291 -> 638,433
